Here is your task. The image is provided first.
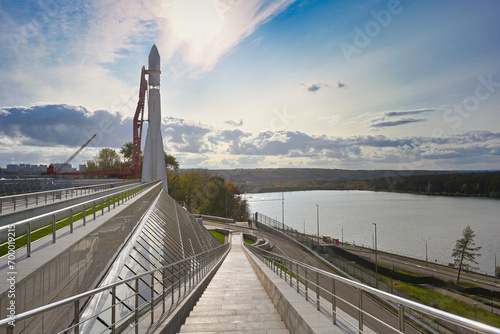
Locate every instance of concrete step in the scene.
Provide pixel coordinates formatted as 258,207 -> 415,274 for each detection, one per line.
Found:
178,233 -> 290,333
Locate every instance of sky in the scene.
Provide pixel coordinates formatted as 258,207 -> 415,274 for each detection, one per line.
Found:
1,0 -> 500,171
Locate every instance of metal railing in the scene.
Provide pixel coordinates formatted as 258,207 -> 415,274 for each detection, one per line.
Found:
244,243 -> 500,334
0,181 -> 159,257
0,242 -> 230,333
0,181 -> 133,214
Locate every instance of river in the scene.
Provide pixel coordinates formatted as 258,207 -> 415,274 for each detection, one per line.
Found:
247,190 -> 499,275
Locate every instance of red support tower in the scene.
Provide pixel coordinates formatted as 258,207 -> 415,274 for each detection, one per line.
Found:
132,66 -> 147,179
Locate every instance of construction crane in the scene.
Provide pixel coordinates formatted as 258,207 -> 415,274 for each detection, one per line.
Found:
44,67 -> 147,179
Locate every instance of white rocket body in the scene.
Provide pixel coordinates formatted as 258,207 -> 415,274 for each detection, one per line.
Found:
142,45 -> 168,192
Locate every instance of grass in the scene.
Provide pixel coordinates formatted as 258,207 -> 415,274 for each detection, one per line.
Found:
210,230 -> 226,244
377,274 -> 500,328
244,237 -> 256,244
0,189 -> 142,257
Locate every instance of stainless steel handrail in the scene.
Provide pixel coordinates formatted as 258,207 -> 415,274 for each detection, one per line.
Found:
0,181 -> 160,257
0,242 -> 231,333
0,181 -> 135,214
244,243 -> 500,334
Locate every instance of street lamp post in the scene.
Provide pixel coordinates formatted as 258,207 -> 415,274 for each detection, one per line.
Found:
373,223 -> 378,289
316,205 -> 320,248
495,251 -> 498,283
422,238 -> 431,266
281,191 -> 285,232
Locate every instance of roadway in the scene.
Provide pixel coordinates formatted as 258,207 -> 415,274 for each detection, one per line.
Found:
341,244 -> 500,294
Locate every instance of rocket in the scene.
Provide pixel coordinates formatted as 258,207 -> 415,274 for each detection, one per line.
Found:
142,44 -> 168,192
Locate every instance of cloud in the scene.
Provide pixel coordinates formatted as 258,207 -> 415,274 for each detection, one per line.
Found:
163,117 -> 212,153
0,0 -> 297,111
367,108 -> 438,129
0,104 -> 130,148
1,103 -> 500,170
302,82 -> 329,93
224,119 -> 243,127
158,0 -> 297,74
370,118 -> 426,128
384,108 -> 437,117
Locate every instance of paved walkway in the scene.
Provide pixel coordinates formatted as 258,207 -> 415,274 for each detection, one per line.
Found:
179,232 -> 290,334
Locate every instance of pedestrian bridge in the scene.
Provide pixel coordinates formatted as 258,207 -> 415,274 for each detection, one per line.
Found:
0,181 -> 498,334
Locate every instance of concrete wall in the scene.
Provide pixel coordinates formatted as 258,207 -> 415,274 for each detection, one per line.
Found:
244,247 -> 343,334
0,183 -> 161,333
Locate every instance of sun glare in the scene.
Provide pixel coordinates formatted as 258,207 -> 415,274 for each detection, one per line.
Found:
169,0 -> 224,46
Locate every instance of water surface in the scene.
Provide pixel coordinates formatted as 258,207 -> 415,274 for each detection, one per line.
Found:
247,190 -> 499,274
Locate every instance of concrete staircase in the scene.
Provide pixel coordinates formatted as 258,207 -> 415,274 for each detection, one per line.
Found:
179,233 -> 289,333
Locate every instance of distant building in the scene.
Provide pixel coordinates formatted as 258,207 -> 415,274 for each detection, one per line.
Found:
4,163 -> 51,173
7,164 -> 19,172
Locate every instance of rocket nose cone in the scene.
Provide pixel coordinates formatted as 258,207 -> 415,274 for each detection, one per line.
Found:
148,44 -> 160,70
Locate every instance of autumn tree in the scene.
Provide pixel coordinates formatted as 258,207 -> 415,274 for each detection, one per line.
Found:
452,225 -> 482,285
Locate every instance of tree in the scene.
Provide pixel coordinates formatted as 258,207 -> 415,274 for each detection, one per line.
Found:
120,142 -> 134,164
452,225 -> 482,285
93,148 -> 122,170
164,152 -> 179,172
82,148 -> 123,177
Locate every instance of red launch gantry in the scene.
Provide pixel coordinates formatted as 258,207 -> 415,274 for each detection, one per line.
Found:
44,68 -> 147,179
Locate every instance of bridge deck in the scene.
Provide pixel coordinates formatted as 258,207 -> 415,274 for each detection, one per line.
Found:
179,232 -> 289,333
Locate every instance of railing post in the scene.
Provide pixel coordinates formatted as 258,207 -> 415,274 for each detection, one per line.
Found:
52,214 -> 56,243
296,263 -> 300,293
59,190 -> 62,200
74,299 -> 80,334
13,197 -> 16,211
36,194 -> 38,206
6,325 -> 14,334
83,204 -> 86,226
45,192 -> 47,203
151,273 -> 155,324
162,268 -> 166,313
332,278 -> 336,324
70,208 -> 74,233
290,260 -> 293,288
172,267 -> 175,305
358,288 -> 363,334
27,223 -> 31,257
93,201 -> 96,220
184,261 -> 187,296
0,198 -> 2,214
399,304 -> 405,333
178,262 -> 181,300
101,199 -> 104,215
25,194 -> 28,208
316,271 -> 320,310
305,267 -> 308,301
135,278 -> 139,334
112,286 -> 116,334
108,196 -> 111,212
